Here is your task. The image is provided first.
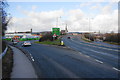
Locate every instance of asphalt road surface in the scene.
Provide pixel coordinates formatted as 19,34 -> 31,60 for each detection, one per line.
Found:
62,35 -> 119,69
14,38 -> 119,79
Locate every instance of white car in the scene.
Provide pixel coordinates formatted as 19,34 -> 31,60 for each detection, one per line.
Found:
22,41 -> 31,46
13,40 -> 18,45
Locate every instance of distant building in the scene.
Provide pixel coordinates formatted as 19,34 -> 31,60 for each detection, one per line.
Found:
61,24 -> 68,35
61,30 -> 66,35
5,32 -> 32,38
5,29 -> 32,38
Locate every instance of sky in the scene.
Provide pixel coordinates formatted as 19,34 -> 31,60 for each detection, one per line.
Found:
6,1 -> 119,33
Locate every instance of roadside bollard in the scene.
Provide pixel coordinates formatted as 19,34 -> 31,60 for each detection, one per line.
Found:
61,41 -> 64,46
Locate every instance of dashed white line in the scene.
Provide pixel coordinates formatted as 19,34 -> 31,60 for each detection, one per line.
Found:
85,55 -> 90,58
31,56 -> 35,61
95,59 -> 103,64
78,52 -> 82,54
112,67 -> 120,72
31,56 -> 33,59
32,58 -> 35,61
29,53 -> 35,61
71,39 -> 119,52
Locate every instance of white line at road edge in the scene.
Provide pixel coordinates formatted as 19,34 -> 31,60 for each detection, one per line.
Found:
26,50 -> 35,62
113,67 -> 120,72
31,56 -> 35,61
95,59 -> 103,64
32,58 -> 35,61
30,55 -> 35,61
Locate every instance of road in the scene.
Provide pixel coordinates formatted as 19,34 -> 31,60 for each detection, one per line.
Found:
62,35 -> 119,69
13,37 -> 119,78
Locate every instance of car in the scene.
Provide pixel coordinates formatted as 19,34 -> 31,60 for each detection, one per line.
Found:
13,41 -> 17,45
67,37 -> 71,39
22,41 -> 31,47
13,40 -> 18,45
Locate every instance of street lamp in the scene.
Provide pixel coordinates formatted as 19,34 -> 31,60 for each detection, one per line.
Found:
56,16 -> 61,28
87,17 -> 93,40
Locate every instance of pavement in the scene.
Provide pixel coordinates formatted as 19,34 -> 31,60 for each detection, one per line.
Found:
10,46 -> 37,78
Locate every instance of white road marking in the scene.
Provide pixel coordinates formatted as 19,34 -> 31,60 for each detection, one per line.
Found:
112,67 -> 120,72
31,56 -> 33,59
95,59 -> 103,64
26,50 -> 35,61
32,58 -> 35,61
78,52 -> 82,54
71,39 -> 119,52
67,47 -> 70,48
31,56 -> 35,61
90,49 -> 118,59
85,55 -> 90,58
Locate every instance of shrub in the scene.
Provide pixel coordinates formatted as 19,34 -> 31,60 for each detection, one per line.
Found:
39,33 -> 55,42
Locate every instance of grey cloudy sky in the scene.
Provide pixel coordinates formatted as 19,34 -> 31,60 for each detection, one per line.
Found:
7,0 -> 119,33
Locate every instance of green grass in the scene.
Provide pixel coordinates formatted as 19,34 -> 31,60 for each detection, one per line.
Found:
35,39 -> 61,45
2,46 -> 13,78
3,38 -> 12,41
81,37 -> 92,42
104,41 -> 120,45
3,38 -> 40,41
19,38 -> 39,41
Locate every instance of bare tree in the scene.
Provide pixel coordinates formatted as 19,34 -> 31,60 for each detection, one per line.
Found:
0,0 -> 11,36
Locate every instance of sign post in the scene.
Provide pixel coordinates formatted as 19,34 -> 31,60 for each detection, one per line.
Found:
53,33 -> 57,40
52,28 -> 60,36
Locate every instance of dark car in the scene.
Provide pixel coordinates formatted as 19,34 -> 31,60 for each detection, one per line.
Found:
67,37 -> 71,39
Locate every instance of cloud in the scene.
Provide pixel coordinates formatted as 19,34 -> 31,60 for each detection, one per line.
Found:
31,5 -> 37,10
8,9 -> 64,32
7,2 -> 118,33
90,3 -> 101,10
80,2 -> 92,7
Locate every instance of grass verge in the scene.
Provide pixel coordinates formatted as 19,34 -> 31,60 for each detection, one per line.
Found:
35,39 -> 61,45
104,41 -> 120,45
81,37 -> 92,42
2,46 -> 13,79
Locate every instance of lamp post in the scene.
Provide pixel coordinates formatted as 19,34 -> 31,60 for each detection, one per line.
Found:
87,17 -> 93,40
56,16 -> 61,28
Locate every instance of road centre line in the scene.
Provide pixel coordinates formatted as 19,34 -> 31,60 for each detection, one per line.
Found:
85,55 -> 90,57
95,59 -> 103,64
112,67 -> 120,72
71,39 -> 119,52
78,52 -> 82,54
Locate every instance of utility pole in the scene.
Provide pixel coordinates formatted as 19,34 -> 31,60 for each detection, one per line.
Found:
56,17 -> 58,28
88,18 -> 91,40
56,16 -> 61,28
87,17 -> 93,40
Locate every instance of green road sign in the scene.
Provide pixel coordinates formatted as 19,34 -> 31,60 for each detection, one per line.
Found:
52,28 -> 60,36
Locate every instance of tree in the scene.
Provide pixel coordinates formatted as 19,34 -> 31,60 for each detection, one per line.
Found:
0,0 -> 11,51
0,0 -> 11,36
